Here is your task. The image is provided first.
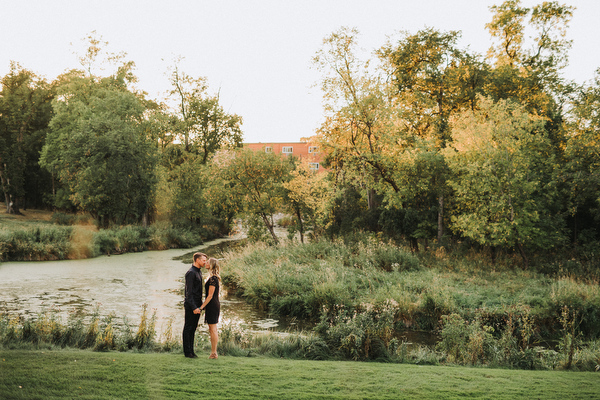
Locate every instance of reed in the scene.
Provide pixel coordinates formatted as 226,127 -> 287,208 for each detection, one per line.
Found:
0,225 -> 73,261
220,237 -> 600,368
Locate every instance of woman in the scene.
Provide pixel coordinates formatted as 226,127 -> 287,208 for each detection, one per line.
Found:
199,257 -> 221,359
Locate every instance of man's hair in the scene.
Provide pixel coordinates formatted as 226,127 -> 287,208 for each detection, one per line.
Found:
193,252 -> 207,262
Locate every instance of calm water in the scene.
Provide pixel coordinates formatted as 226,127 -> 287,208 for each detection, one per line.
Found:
0,238 -> 286,336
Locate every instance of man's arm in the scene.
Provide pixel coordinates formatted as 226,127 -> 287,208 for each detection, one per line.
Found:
184,271 -> 200,312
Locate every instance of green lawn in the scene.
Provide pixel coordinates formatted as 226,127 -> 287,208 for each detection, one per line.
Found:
0,203 -> 54,231
1,349 -> 598,399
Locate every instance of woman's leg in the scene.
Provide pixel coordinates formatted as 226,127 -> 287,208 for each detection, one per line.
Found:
208,323 -> 218,358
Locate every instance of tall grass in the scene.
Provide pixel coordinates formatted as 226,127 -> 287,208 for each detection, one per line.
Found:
0,223 -> 204,261
220,236 -> 600,368
0,305 -> 164,352
2,302 -> 598,370
0,226 -> 73,261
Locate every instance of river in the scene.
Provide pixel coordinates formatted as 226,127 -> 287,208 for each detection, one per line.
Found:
0,238 -> 285,336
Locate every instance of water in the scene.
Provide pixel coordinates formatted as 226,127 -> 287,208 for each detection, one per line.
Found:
0,238 -> 289,336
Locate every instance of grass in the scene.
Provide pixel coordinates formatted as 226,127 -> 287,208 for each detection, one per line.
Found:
0,204 -> 54,231
219,239 -> 600,367
1,349 -> 598,399
0,203 -> 205,261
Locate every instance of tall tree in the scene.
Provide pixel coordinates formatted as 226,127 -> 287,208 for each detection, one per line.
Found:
378,28 -> 486,242
0,62 -> 54,214
565,69 -> 600,243
213,148 -> 291,244
282,161 -> 333,242
444,96 -> 565,267
40,67 -> 157,226
485,0 -> 575,117
167,59 -> 243,160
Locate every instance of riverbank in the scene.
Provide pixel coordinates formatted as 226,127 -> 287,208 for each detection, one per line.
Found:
1,349 -> 597,399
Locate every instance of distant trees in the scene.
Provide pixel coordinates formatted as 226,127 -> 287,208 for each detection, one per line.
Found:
0,63 -> 54,214
212,148 -> 292,244
39,67 -> 158,227
1,1 -> 599,264
444,96 -> 564,266
310,0 -> 598,261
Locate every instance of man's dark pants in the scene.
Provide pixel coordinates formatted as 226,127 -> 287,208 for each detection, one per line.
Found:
183,306 -> 200,356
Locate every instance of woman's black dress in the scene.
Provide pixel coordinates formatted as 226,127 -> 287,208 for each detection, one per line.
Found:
204,276 -> 220,324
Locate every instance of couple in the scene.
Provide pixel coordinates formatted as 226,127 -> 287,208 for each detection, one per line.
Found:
182,252 -> 221,359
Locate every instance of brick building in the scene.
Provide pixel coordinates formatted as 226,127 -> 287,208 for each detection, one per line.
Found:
243,141 -> 326,172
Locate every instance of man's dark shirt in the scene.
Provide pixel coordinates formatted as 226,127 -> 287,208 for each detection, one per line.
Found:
184,265 -> 203,310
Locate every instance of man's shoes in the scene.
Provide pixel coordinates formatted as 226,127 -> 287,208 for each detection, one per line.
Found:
185,353 -> 198,358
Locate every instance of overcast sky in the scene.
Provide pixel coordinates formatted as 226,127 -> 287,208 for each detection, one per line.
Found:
1,0 -> 599,143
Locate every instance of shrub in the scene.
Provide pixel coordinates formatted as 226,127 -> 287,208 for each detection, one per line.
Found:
0,226 -> 72,261
51,212 -> 75,225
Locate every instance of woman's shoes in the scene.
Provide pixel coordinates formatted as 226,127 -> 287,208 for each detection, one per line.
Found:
209,353 -> 218,359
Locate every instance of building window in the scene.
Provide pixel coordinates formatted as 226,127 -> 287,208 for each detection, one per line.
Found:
265,146 -> 273,153
308,146 -> 318,153
309,163 -> 320,171
282,146 -> 293,154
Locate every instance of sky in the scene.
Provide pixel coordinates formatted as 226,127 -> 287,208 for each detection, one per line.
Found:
1,0 -> 599,144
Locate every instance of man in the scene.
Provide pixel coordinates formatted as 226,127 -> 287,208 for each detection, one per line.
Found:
182,252 -> 207,358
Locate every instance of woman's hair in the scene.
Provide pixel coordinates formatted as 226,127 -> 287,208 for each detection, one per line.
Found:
208,258 -> 221,282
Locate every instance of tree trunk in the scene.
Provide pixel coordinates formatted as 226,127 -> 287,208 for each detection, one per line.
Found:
295,208 -> 304,244
0,168 -> 10,213
261,213 -> 279,245
437,194 -> 444,243
410,238 -> 419,253
516,242 -> 529,269
8,196 -> 23,215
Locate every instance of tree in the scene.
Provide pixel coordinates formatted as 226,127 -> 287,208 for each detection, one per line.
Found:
485,0 -> 575,117
444,96 -> 565,267
0,62 -> 54,214
565,69 -> 600,244
40,68 -> 158,226
378,28 -> 486,243
314,27 -> 479,245
167,153 -> 211,226
167,59 -> 243,160
213,148 -> 291,244
282,161 -> 334,242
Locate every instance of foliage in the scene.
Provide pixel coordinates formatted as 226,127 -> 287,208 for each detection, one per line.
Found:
0,225 -> 73,261
565,69 -> 600,243
212,148 -> 292,244
444,96 -> 566,265
0,62 -> 54,213
39,69 -> 158,226
166,58 -> 243,158
0,222 -> 202,261
282,161 -> 334,242
222,238 -> 600,365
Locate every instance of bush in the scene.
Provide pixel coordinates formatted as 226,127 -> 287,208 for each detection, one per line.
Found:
0,226 -> 73,261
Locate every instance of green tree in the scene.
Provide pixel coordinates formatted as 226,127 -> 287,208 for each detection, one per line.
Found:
168,153 -> 210,226
40,68 -> 157,226
282,161 -> 333,242
378,28 -> 485,242
565,69 -> 600,244
444,96 -> 565,266
0,62 -> 54,214
167,59 -> 243,160
485,0 -> 575,118
213,148 -> 291,244
314,27 -> 477,245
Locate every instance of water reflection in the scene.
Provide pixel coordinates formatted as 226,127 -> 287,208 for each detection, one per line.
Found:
0,238 -> 290,336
